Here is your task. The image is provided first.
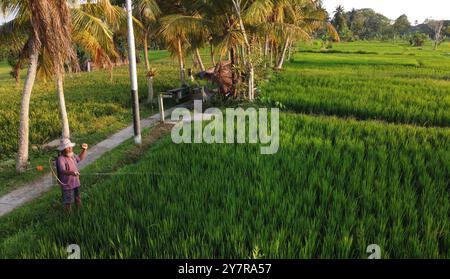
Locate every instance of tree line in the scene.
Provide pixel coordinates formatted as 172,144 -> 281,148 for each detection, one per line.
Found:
330,5 -> 450,47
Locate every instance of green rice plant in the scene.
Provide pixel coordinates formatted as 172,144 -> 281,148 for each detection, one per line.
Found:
0,112 -> 448,259
266,41 -> 450,127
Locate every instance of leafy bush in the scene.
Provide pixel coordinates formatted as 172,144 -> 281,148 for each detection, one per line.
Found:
409,33 -> 428,47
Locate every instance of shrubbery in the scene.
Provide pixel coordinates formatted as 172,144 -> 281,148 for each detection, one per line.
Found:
409,33 -> 428,47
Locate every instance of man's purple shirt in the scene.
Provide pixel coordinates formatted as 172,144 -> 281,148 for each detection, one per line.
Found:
57,155 -> 81,190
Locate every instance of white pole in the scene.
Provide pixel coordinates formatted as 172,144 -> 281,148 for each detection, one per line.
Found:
126,0 -> 142,144
158,93 -> 165,123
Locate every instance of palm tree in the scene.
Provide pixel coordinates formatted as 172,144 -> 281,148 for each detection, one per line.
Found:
276,0 -> 339,69
158,3 -> 207,85
135,0 -> 160,71
1,0 -> 342,171
34,0 -> 77,154
0,0 -> 123,172
0,1 -> 36,172
231,0 -> 256,100
1,0 -> 76,172
247,0 -> 339,71
133,0 -> 160,103
17,41 -> 39,173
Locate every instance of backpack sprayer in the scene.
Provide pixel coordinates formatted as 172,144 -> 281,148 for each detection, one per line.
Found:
48,151 -> 68,187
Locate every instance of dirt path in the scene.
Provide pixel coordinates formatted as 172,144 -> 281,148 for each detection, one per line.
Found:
0,103 -> 188,217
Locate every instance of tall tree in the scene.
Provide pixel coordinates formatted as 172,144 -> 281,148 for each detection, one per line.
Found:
331,5 -> 350,39
158,1 -> 209,85
347,8 -> 390,40
231,0 -> 255,100
16,40 -> 39,172
133,0 -> 160,103
135,0 -> 160,71
426,19 -> 444,50
258,0 -> 339,70
0,1 -> 39,172
14,0 -> 76,172
0,0 -> 124,172
393,14 -> 411,37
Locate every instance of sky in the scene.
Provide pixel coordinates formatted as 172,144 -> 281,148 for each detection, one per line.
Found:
0,11 -> 14,25
323,0 -> 450,24
0,1 -> 449,25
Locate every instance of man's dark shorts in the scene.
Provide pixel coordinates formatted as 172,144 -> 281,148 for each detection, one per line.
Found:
62,187 -> 80,204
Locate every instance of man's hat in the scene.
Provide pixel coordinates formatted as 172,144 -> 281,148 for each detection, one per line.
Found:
57,138 -> 76,151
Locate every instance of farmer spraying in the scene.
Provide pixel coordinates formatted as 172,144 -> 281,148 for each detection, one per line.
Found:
56,138 -> 88,212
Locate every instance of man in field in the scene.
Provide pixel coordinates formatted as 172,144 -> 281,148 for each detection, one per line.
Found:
56,138 -> 88,212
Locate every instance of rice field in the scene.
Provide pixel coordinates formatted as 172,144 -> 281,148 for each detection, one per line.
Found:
262,41 -> 450,127
0,41 -> 449,259
0,113 -> 448,258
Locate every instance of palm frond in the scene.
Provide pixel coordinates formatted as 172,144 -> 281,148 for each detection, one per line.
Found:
0,17 -> 29,52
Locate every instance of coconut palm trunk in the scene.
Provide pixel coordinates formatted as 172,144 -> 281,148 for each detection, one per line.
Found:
56,73 -> 70,139
16,49 -> 39,172
248,65 -> 254,100
195,48 -> 205,72
143,31 -> 155,104
230,47 -> 237,97
269,40 -> 274,68
240,44 -> 246,63
143,31 -> 151,71
146,76 -> 154,103
287,41 -> 293,61
210,43 -> 216,66
264,35 -> 269,67
232,0 -> 254,100
276,36 -> 290,70
177,37 -> 186,85
13,63 -> 21,86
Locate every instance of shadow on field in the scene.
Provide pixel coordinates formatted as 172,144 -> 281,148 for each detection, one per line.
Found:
298,50 -> 379,55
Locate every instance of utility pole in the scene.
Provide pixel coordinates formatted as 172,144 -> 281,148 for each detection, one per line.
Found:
126,0 -> 142,144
